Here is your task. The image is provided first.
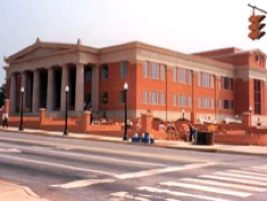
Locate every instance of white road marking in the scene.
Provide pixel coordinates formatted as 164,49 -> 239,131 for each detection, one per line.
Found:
0,154 -> 116,176
50,179 -> 115,189
110,192 -> 152,201
200,175 -> 267,187
180,178 -> 266,192
0,148 -> 21,153
252,166 -> 267,170
215,172 -> 267,181
0,142 -> 166,167
166,199 -> 181,201
242,168 -> 267,173
227,169 -> 267,177
115,162 -> 221,180
137,186 -> 229,201
160,181 -> 251,197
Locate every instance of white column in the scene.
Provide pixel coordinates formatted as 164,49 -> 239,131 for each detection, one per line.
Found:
21,72 -> 27,110
60,65 -> 69,112
9,74 -> 17,114
75,63 -> 84,113
91,66 -> 99,113
47,68 -> 54,111
32,70 -> 40,113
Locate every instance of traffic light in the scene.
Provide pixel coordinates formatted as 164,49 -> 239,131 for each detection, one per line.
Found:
248,15 -> 266,40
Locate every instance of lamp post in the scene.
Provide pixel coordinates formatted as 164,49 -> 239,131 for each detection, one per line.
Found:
18,87 -> 24,131
249,106 -> 252,113
123,82 -> 128,141
63,86 -> 69,135
182,109 -> 185,121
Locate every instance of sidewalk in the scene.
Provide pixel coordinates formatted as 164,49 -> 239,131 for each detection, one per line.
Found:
0,127 -> 267,156
0,180 -> 49,201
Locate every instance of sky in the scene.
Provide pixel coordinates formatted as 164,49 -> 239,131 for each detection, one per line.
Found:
0,0 -> 267,85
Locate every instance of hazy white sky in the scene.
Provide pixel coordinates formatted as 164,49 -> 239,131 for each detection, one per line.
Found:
0,0 -> 267,85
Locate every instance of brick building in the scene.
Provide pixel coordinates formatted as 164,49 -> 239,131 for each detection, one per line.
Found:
3,39 -> 267,126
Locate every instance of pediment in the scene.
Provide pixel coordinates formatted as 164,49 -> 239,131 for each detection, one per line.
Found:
6,42 -> 77,63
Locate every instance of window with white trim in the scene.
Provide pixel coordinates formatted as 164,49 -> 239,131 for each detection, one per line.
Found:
219,99 -> 223,109
178,94 -> 186,107
198,72 -> 201,86
143,61 -> 148,77
143,91 -> 148,104
161,93 -> 165,105
202,72 -> 210,87
210,75 -> 214,88
202,98 -> 209,109
173,94 -> 177,106
198,97 -> 202,108
161,64 -> 166,80
178,69 -> 186,84
188,96 -> 192,108
150,92 -> 158,104
150,62 -> 159,79
172,68 -> 176,82
210,98 -> 214,109
120,61 -> 127,77
188,70 -> 192,85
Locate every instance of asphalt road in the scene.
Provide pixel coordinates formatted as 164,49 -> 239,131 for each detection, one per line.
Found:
0,131 -> 267,201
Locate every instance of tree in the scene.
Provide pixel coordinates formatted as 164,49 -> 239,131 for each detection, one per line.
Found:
0,84 -> 6,108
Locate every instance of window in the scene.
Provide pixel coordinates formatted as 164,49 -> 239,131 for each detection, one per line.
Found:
173,94 -> 177,106
188,96 -> 192,108
220,99 -> 234,110
210,99 -> 214,109
161,93 -> 165,105
119,91 -> 126,103
202,98 -> 210,109
143,61 -> 148,77
101,92 -> 108,104
188,70 -> 192,85
85,68 -> 92,81
172,68 -> 176,82
150,62 -> 159,79
219,100 -> 223,109
161,64 -> 166,80
198,97 -> 201,108
150,92 -> 158,104
224,100 -> 230,109
221,77 -> 234,90
101,64 -> 108,79
178,69 -> 186,84
143,91 -> 148,104
202,72 -> 210,87
210,75 -> 214,88
254,79 -> 261,114
120,61 -> 127,77
198,72 -> 201,86
178,94 -> 186,107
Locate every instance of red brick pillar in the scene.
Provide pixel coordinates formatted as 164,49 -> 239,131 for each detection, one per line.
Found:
243,112 -> 251,128
83,111 -> 91,132
141,113 -> 153,133
4,99 -> 10,115
39,109 -> 46,128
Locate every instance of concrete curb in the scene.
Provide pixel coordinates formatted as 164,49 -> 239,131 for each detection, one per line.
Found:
0,180 -> 38,197
0,128 -> 267,157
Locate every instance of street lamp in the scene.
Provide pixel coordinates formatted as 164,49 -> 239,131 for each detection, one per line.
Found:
249,106 -> 252,113
63,86 -> 69,135
18,87 -> 24,131
182,109 -> 185,121
123,82 -> 128,141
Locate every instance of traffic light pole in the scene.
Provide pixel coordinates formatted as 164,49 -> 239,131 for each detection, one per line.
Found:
248,4 -> 267,15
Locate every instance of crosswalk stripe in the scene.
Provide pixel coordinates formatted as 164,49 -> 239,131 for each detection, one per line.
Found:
227,170 -> 267,177
242,168 -> 267,173
160,181 -> 251,197
252,166 -> 267,170
180,178 -> 266,192
215,172 -> 267,181
200,175 -> 267,187
110,192 -> 151,201
137,186 -> 230,201
166,199 -> 181,201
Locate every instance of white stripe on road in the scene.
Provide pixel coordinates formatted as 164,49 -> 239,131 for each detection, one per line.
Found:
137,186 -> 229,201
200,175 -> 267,187
180,178 -> 266,192
215,172 -> 267,181
242,168 -> 267,173
252,166 -> 267,170
0,148 -> 21,153
110,192 -> 152,201
160,181 -> 251,197
115,162 -> 221,180
227,170 -> 267,178
0,154 -> 116,176
0,142 -> 166,167
50,179 -> 115,189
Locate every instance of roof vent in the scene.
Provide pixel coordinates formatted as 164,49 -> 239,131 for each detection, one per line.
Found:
77,38 -> 82,45
36,37 -> 41,43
